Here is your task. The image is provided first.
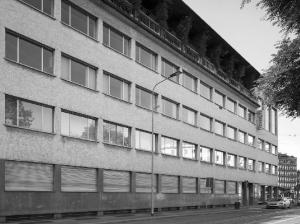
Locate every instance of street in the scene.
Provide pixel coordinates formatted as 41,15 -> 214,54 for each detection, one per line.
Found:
10,207 -> 300,224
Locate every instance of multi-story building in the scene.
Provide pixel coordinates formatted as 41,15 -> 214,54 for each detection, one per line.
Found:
278,153 -> 297,196
0,0 -> 278,221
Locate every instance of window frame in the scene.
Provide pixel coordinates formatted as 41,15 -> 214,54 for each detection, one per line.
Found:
214,90 -> 225,107
135,86 -> 157,111
215,120 -> 225,136
199,113 -> 212,132
238,157 -> 246,169
226,98 -> 236,113
161,136 -> 179,157
161,58 -> 180,83
135,42 -> 157,71
199,146 -> 212,163
161,97 -> 179,120
182,71 -> 197,92
199,81 -> 212,100
103,120 -> 131,147
227,125 -> 236,140
238,130 -> 246,144
227,153 -> 236,167
248,159 -> 255,171
135,129 -> 157,152
182,106 -> 197,126
182,141 -> 197,160
247,134 -> 255,146
237,104 -> 247,119
214,150 -> 225,166
19,0 -> 54,17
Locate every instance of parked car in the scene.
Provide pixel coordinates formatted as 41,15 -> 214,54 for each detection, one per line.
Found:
266,198 -> 291,209
284,197 -> 295,205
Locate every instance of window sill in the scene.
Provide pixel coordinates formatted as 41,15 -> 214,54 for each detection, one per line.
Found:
161,113 -> 180,121
160,74 -> 180,85
214,102 -> 225,110
61,78 -> 99,93
61,135 -> 98,143
183,157 -> 198,162
181,85 -> 198,95
227,137 -> 236,142
200,128 -> 213,134
200,161 -> 212,165
161,153 -> 180,159
199,95 -> 213,103
4,124 -> 55,136
135,61 -> 158,73
135,148 -> 159,154
61,22 -> 99,43
5,58 -> 56,78
227,166 -> 237,169
182,121 -> 198,129
215,133 -> 226,138
135,104 -> 158,113
215,164 -> 225,167
18,0 -> 56,20
103,142 -> 132,150
103,93 -> 132,105
102,43 -> 132,60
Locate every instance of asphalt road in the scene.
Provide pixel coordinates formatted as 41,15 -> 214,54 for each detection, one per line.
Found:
11,207 -> 300,224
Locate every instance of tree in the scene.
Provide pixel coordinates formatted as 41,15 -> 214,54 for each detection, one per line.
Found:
154,0 -> 170,28
176,16 -> 193,44
242,0 -> 300,117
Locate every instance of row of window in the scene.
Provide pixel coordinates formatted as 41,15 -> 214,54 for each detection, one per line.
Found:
4,94 -> 277,175
18,0 -> 261,128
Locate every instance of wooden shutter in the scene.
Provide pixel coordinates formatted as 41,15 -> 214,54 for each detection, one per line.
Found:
227,181 -> 236,194
199,178 -> 211,193
214,180 -> 225,194
182,177 -> 196,193
161,175 -> 178,193
103,170 -> 130,192
136,173 -> 157,193
61,166 -> 97,192
5,161 -> 53,191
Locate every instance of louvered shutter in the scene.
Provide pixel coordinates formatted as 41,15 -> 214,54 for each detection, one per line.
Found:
61,166 -> 97,192
161,175 -> 178,193
214,180 -> 225,194
199,178 -> 211,193
136,173 -> 157,193
182,177 -> 196,193
103,170 -> 130,192
5,161 -> 53,191
227,181 -> 236,194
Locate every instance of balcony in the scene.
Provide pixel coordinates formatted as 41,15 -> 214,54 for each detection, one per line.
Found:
101,0 -> 257,103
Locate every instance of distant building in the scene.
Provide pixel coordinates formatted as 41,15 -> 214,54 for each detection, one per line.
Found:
278,153 -> 297,196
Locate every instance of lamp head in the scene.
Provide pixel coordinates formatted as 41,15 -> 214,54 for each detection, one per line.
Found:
168,70 -> 181,78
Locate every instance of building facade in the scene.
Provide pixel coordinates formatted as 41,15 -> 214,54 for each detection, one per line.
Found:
278,153 -> 297,197
0,0 -> 278,221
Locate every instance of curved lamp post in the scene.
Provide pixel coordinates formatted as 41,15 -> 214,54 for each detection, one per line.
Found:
151,71 -> 182,216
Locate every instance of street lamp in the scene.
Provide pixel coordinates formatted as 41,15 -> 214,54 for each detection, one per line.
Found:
150,70 -> 181,216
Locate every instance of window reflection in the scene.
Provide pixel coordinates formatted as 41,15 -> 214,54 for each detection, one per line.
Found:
161,137 -> 178,156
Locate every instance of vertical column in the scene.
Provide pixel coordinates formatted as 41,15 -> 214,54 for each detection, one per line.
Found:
196,177 -> 201,194
249,183 -> 254,206
156,174 -> 162,212
261,185 -> 266,202
54,164 -> 62,219
130,172 -> 136,213
130,39 -> 136,60
0,160 -> 6,223
97,168 -> 104,216
242,181 -> 249,206
157,55 -> 162,75
179,176 -> 183,194
178,140 -> 183,158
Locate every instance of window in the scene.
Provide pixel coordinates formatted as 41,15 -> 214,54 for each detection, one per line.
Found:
214,91 -> 225,107
248,159 -> 254,171
226,98 -> 236,113
161,136 -> 178,156
265,163 -> 270,173
104,72 -> 130,102
237,104 -> 247,118
103,170 -> 130,192
248,110 -> 255,123
227,154 -> 236,167
21,0 -> 54,16
135,129 -> 156,152
265,142 -> 270,153
103,121 -> 130,147
135,43 -> 157,70
5,95 -> 53,132
162,98 -> 178,119
200,146 -> 211,163
239,157 -> 246,169
135,86 -> 157,110
258,139 -> 263,150
61,111 -> 96,141
271,108 -> 277,134
103,24 -> 130,56
227,126 -> 236,140
271,145 -> 277,155
182,142 -> 197,160
258,161 -> 263,172
248,134 -> 255,146
182,106 -> 197,126
264,107 -> 270,131
215,150 -> 224,165
5,31 -> 54,74
238,130 -> 246,144
215,121 -> 225,136
61,0 -> 97,38
182,72 -> 197,92
200,82 -> 212,100
61,55 -> 97,90
271,165 -> 276,175
161,59 -> 179,83
199,114 -> 212,131
215,180 -> 225,194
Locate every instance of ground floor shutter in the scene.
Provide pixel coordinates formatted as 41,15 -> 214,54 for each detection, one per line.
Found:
227,181 -> 236,194
61,166 -> 97,192
182,177 -> 197,193
103,170 -> 130,192
136,173 -> 157,193
5,161 -> 53,191
161,175 -> 178,193
199,178 -> 211,193
215,180 -> 225,194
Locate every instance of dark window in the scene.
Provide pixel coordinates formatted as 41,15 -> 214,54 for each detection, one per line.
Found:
161,59 -> 179,83
104,73 -> 130,101
22,0 -> 54,16
136,43 -> 157,71
136,87 -> 157,110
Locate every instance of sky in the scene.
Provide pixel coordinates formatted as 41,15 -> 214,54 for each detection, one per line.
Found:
183,0 -> 300,167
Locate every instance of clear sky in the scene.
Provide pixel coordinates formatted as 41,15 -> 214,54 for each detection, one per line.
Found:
183,0 -> 300,167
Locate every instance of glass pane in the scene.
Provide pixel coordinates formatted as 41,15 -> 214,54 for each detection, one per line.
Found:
227,126 -> 235,140
227,154 -> 235,167
71,60 -> 86,86
163,99 -> 177,119
227,99 -> 235,113
200,115 -> 211,131
5,33 -> 18,61
123,82 -> 129,101
42,106 -> 53,132
123,127 -> 130,147
215,151 -> 224,165
140,88 -> 151,109
19,39 -> 42,70
200,147 -> 211,162
5,96 -> 17,126
110,76 -> 122,99
88,17 -> 97,38
103,122 -> 109,143
183,74 -> 196,91
139,46 -> 153,68
88,68 -> 96,90
238,131 -> 245,143
71,6 -> 88,34
103,25 -> 109,46
61,1 -> 69,24
109,123 -> 117,144
103,74 -> 109,94
182,142 -> 196,159
61,112 -> 70,136
43,0 -> 53,15
69,114 -> 87,138
110,29 -> 123,53
116,126 -> 123,145
238,105 -> 246,118
23,0 -> 42,10
214,92 -> 224,107
87,119 -> 96,140
183,108 -> 195,125
215,121 -> 224,136
124,37 -> 130,56
136,130 -> 152,151
61,57 -> 69,80
43,48 -> 53,74
200,83 -> 211,100
19,101 -> 42,130
161,137 -> 177,156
